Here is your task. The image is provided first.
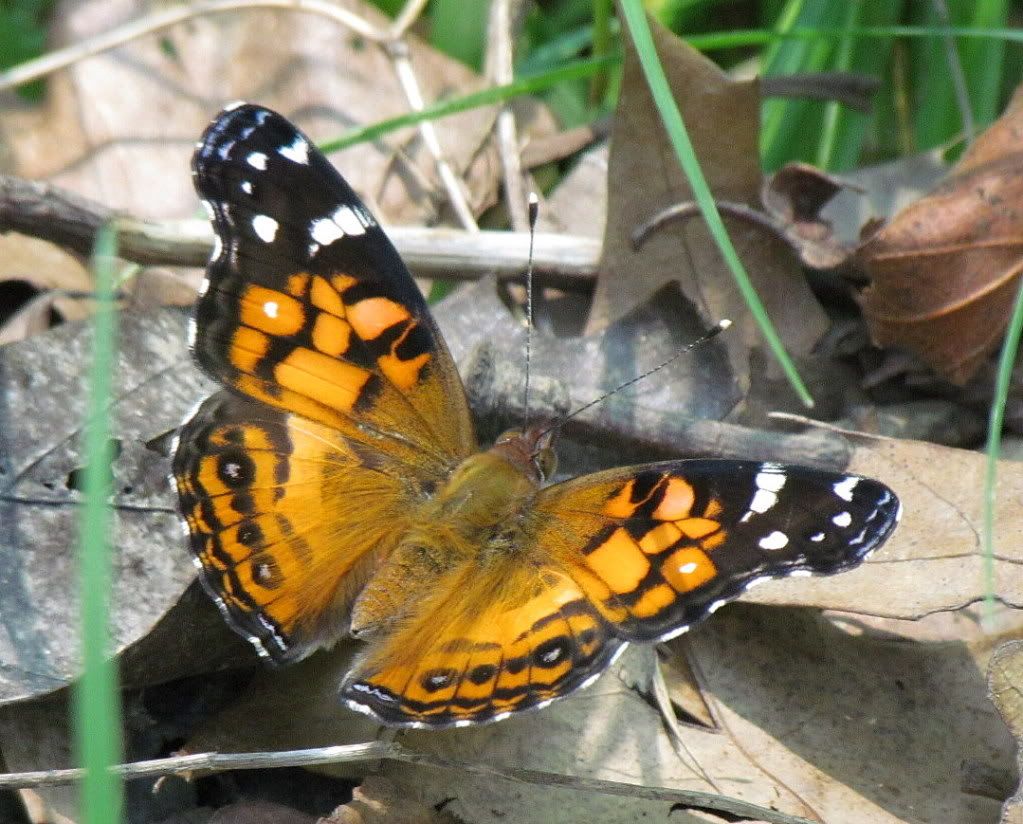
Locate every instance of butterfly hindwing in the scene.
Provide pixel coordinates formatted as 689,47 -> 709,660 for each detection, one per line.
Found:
173,392 -> 425,661
341,565 -> 624,727
533,460 -> 901,642
191,103 -> 474,463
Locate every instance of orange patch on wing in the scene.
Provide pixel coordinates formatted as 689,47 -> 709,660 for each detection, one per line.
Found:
274,348 -> 371,412
631,583 -> 676,618
347,297 -> 411,340
454,650 -> 502,704
638,522 -> 682,555
239,286 -> 305,336
229,326 -> 270,372
603,481 -> 638,518
286,273 -> 310,297
311,313 -> 351,357
678,517 -> 720,539
652,477 -> 695,521
310,275 -> 344,316
331,273 -> 357,292
378,351 -> 429,390
661,547 -> 717,592
701,530 -> 728,551
208,423 -> 272,451
704,498 -> 724,518
585,527 -> 650,594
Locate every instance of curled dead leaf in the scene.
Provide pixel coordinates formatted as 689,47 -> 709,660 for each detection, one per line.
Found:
858,84 -> 1023,384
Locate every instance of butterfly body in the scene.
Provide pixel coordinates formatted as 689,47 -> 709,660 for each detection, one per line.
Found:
175,103 -> 901,728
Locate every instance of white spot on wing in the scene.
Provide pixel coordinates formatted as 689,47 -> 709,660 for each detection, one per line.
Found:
748,488 -> 777,515
252,214 -> 278,243
263,300 -> 279,318
832,511 -> 853,528
809,531 -> 826,542
240,180 -> 253,195
756,469 -> 786,493
309,205 -> 369,246
759,530 -> 789,550
279,134 -> 309,164
310,216 -> 345,246
678,561 -> 699,575
246,151 -> 268,170
334,205 -> 367,236
833,476 -> 859,502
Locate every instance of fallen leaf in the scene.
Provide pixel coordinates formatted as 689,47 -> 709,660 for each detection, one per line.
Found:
591,13 -> 830,416
858,84 -> 1023,384
686,604 -> 1014,824
989,640 -> 1023,823
322,776 -> 462,824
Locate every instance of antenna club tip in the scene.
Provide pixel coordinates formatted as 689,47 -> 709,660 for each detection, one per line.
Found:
528,191 -> 539,205
527,192 -> 539,228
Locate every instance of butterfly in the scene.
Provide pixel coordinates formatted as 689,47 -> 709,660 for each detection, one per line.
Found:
173,103 -> 901,729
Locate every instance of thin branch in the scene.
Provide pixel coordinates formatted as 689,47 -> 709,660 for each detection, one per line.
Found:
485,0 -> 530,231
387,0 -> 430,40
0,174 -> 599,290
385,40 -> 480,231
0,741 -> 817,824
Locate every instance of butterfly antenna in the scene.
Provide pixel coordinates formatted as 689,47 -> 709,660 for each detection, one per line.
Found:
537,319 -> 732,444
523,192 -> 539,427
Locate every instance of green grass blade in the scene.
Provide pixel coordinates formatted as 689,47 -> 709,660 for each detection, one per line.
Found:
982,278 -> 1023,623
618,1 -> 813,407
73,222 -> 124,824
318,54 -> 618,154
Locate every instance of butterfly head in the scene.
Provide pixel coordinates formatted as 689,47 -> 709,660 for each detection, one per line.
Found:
492,425 -> 557,485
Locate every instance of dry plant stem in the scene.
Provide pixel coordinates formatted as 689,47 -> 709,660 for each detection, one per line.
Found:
388,0 -> 430,39
0,742 -> 816,824
0,174 -> 598,289
485,0 -> 529,231
631,199 -> 791,252
384,40 -> 479,232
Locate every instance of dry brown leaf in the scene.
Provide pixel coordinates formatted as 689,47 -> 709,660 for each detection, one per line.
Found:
686,604 -> 1013,824
322,776 -> 463,824
591,13 -> 829,417
2,0 -> 503,222
858,84 -> 1023,384
989,641 -> 1023,824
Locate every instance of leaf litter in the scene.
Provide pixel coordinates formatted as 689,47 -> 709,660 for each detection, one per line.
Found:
0,2 -> 1022,823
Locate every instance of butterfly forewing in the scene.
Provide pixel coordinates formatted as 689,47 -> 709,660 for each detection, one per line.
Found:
534,460 -> 900,642
191,103 -> 474,462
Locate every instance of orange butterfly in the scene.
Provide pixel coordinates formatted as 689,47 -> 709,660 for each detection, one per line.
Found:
173,104 -> 901,728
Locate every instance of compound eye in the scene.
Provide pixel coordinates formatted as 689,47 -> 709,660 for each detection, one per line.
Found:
495,428 -> 522,445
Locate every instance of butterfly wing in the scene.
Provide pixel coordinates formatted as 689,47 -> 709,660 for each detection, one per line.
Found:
173,392 -> 423,661
190,103 -> 474,464
341,562 -> 624,727
532,460 -> 901,642
175,104 -> 475,661
341,460 -> 898,727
